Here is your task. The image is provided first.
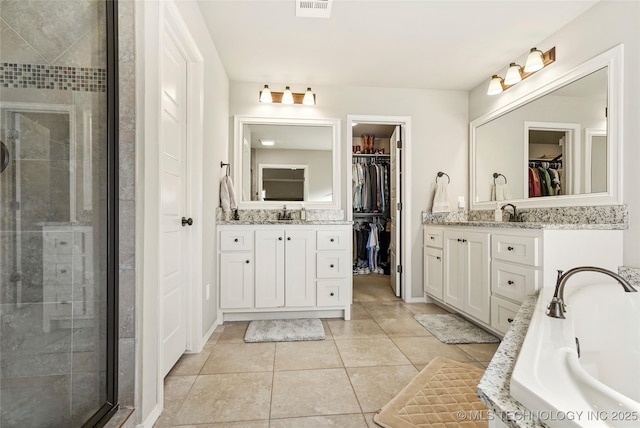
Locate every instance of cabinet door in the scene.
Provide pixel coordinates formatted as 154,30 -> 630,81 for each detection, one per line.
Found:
464,231 -> 491,323
424,247 -> 443,300
255,230 -> 285,308
443,230 -> 464,310
220,252 -> 254,309
284,230 -> 316,307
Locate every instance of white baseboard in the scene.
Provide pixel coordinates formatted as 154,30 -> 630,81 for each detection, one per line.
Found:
136,403 -> 162,428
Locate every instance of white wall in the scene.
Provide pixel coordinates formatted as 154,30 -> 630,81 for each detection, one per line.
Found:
469,0 -> 640,268
229,82 -> 468,299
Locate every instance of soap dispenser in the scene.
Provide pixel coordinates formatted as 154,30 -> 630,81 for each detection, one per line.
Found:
300,204 -> 306,221
494,203 -> 502,222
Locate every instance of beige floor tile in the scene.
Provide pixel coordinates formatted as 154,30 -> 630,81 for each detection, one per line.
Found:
363,412 -> 378,428
167,351 -> 210,376
335,338 -> 411,367
217,321 -> 249,343
270,414 -> 368,428
154,399 -> 184,427
349,303 -> 373,320
200,343 -> 275,374
321,320 -> 334,339
274,341 -> 343,371
173,373 -> 272,424
164,375 -> 197,401
327,319 -> 386,339
457,342 -> 501,362
469,361 -> 491,369
376,318 -> 431,337
362,301 -> 414,320
403,302 -> 451,315
270,369 -> 361,418
168,421 -> 269,428
352,275 -> 397,302
392,336 -> 474,365
347,365 -> 418,412
206,329 -> 223,344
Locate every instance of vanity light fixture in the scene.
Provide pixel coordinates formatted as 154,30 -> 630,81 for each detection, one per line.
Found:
487,46 -> 556,95
258,85 -> 316,105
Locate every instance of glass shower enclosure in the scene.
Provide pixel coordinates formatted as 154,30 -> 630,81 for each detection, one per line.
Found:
0,0 -> 118,426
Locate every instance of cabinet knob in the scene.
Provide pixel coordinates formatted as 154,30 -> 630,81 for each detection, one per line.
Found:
436,256 -> 441,261
245,260 -> 250,264
507,246 -> 514,251
330,238 -> 335,242
507,318 -> 514,323
457,238 -> 462,242
287,237 -> 291,241
330,264 -> 335,268
182,217 -> 193,226
330,292 -> 335,297
234,238 -> 239,242
462,239 -> 467,243
507,280 -> 514,285
60,241 -> 67,246
278,237 -> 283,240
430,236 -> 435,240
60,269 -> 67,274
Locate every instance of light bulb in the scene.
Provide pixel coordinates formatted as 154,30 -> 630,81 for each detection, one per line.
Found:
302,87 -> 315,105
259,84 -> 272,103
524,48 -> 544,73
504,63 -> 522,85
282,86 -> 294,104
487,75 -> 504,95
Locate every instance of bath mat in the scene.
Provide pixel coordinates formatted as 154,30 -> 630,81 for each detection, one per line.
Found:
414,314 -> 500,344
244,318 -> 325,343
374,357 -> 488,428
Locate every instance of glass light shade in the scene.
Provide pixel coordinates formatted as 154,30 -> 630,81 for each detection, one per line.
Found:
487,75 -> 504,95
504,63 -> 522,85
259,84 -> 272,103
524,48 -> 544,73
302,87 -> 315,105
282,86 -> 294,104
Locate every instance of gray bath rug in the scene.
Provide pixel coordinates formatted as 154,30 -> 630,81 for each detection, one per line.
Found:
244,318 -> 326,343
414,314 -> 500,344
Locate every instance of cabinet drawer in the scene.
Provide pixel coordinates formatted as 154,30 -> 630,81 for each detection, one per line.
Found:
491,296 -> 520,335
316,252 -> 350,278
43,232 -> 75,254
424,226 -> 443,248
317,279 -> 348,306
220,230 -> 254,251
491,261 -> 538,303
317,229 -> 350,251
492,234 -> 539,266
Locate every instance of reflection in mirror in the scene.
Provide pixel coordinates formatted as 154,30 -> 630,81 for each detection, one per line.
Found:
235,117 -> 340,208
470,40 -> 622,209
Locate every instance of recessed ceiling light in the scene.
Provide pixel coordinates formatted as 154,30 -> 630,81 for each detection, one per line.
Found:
260,139 -> 275,146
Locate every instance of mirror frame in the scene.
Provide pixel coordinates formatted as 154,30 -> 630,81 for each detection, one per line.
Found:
470,44 -> 623,210
233,115 -> 342,209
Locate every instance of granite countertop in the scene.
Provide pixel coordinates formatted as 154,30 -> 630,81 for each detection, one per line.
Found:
218,219 -> 353,225
477,294 -> 547,428
427,221 -> 627,230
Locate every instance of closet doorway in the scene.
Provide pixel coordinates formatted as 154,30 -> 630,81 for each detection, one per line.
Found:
348,116 -> 407,298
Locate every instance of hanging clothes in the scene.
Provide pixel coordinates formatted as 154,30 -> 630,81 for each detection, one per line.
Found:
352,158 -> 390,214
528,162 -> 562,197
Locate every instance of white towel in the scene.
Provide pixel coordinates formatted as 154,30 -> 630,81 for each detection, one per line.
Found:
432,181 -> 450,213
220,175 -> 237,213
491,183 -> 512,201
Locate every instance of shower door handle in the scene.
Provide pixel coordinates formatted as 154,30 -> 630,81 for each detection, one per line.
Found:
0,141 -> 9,173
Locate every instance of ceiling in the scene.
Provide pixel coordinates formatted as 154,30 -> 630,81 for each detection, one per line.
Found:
248,123 -> 333,150
197,0 -> 599,91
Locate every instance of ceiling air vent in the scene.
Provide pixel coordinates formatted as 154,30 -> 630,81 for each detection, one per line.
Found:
296,0 -> 332,18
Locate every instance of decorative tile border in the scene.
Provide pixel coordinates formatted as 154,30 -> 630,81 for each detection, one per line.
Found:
0,63 -> 106,92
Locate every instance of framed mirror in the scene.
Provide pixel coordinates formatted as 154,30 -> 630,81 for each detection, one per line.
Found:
470,44 -> 623,209
233,116 -> 341,209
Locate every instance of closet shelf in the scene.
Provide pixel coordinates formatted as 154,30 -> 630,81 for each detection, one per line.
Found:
352,153 -> 390,157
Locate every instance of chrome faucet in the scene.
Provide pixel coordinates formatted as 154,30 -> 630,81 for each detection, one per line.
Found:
277,204 -> 292,220
501,203 -> 523,222
547,266 -> 637,319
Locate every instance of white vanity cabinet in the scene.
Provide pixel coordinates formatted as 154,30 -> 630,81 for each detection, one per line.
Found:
423,225 -> 623,337
218,224 -> 352,321
443,229 -> 491,324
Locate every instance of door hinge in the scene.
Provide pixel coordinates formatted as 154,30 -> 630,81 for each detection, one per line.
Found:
396,264 -> 403,273
10,201 -> 20,210
396,139 -> 403,149
10,272 -> 21,282
396,202 -> 402,211
7,130 -> 19,140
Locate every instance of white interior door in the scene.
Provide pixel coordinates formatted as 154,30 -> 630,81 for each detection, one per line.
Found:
389,125 -> 401,297
160,30 -> 189,376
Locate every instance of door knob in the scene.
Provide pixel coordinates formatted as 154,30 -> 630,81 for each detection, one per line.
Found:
181,217 -> 193,226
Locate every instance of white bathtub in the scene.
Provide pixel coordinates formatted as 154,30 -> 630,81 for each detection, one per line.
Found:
511,283 -> 640,427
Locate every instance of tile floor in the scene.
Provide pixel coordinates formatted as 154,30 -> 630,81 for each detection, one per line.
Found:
155,275 -> 499,427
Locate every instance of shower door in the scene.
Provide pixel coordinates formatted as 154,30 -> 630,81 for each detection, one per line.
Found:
0,1 -> 118,426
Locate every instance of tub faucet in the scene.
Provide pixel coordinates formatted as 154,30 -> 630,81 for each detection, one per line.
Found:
547,266 -> 637,319
501,203 -> 523,222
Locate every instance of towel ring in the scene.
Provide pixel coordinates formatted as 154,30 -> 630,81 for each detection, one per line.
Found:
436,171 -> 450,183
493,173 -> 507,184
221,161 -> 231,176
